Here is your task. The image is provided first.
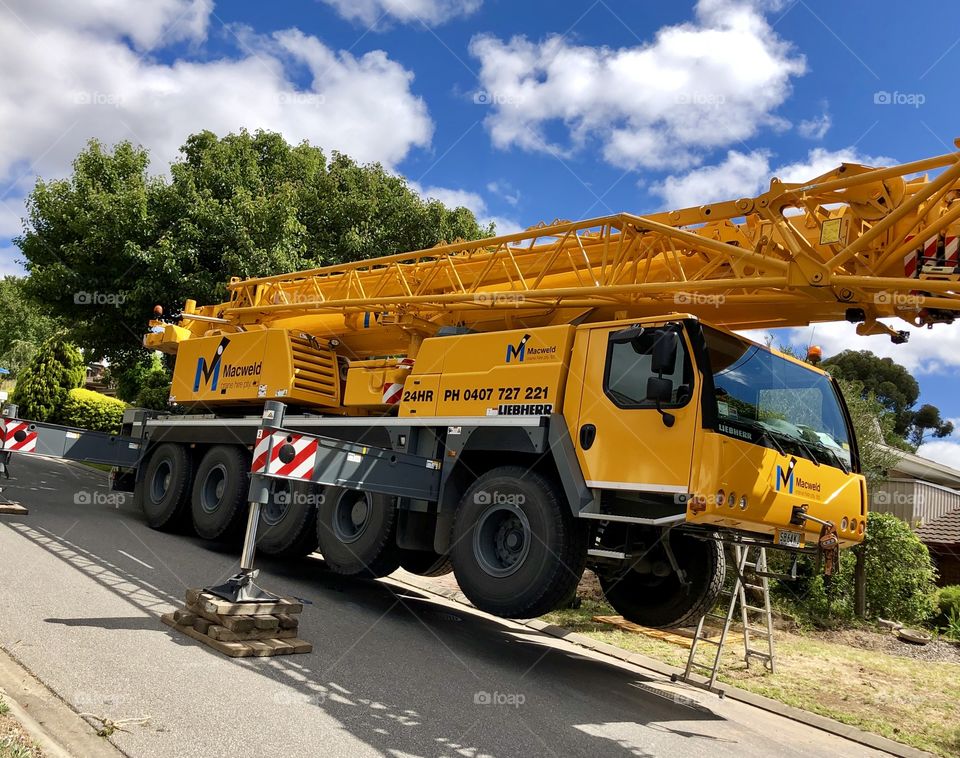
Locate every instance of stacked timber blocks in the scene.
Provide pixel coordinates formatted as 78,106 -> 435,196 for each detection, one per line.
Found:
161,588 -> 312,658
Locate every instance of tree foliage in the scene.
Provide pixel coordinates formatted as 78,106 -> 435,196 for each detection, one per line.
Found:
11,335 -> 85,422
834,378 -> 901,489
134,368 -> 173,411
0,276 -> 61,377
823,350 -> 952,448
17,130 -> 493,370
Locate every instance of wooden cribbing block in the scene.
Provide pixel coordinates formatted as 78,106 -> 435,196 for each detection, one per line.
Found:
161,613 -> 312,658
275,614 -> 299,630
252,615 -> 279,631
207,625 -> 297,642
193,591 -> 303,617
185,603 -> 255,633
0,503 -> 28,515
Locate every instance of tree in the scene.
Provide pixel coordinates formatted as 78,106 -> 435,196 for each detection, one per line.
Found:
909,403 -> 954,448
0,276 -> 60,377
11,335 -> 85,422
822,349 -> 950,449
109,353 -> 164,403
17,130 -> 493,373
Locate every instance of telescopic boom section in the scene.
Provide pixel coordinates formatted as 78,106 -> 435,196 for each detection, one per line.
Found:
146,145 -> 960,359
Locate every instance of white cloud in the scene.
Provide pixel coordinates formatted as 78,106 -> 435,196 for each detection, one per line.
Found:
486,181 -> 520,207
784,320 -> 960,376
915,439 -> 960,469
468,0 -> 805,170
798,110 -> 831,140
412,182 -> 523,236
0,2 -> 433,193
650,146 -> 894,208
317,0 -> 481,27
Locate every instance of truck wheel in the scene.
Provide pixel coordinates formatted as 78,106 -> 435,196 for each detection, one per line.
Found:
316,488 -> 401,577
191,445 -> 249,541
598,533 -> 725,629
451,467 -> 587,619
136,443 -> 193,530
399,549 -> 453,577
257,480 -> 321,558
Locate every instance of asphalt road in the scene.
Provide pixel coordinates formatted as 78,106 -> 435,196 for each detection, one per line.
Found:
0,454 -> 886,758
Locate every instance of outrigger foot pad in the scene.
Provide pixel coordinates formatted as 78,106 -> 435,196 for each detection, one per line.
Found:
205,569 -> 280,603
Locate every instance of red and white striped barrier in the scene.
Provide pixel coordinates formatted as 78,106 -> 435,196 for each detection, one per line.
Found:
2,419 -> 37,453
251,429 -> 318,480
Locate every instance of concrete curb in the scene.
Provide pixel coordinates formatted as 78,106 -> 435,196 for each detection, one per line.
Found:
388,573 -> 934,758
0,644 -> 126,757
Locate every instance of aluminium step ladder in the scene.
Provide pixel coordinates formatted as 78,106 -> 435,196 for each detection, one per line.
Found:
674,544 -> 776,695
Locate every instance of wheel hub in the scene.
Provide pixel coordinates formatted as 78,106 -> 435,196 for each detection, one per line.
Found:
333,492 -> 370,544
474,502 -> 531,578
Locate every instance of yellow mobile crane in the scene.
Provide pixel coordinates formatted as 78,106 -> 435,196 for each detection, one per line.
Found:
7,144 -> 960,627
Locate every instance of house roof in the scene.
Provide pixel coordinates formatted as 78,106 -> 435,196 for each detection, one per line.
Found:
883,444 -> 960,490
917,508 -> 960,545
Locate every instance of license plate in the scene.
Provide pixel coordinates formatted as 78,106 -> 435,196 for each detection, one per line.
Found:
775,528 -> 804,548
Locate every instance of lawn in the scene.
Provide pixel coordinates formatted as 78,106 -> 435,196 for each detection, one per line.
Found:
0,696 -> 42,758
544,596 -> 960,757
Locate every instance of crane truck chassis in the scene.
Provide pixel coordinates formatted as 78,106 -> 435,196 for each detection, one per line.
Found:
6,143 -> 960,628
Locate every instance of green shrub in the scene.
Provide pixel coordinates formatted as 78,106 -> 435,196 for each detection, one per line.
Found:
862,512 -> 938,623
11,335 -> 84,422
935,585 -> 960,627
59,388 -> 126,433
772,512 -> 937,627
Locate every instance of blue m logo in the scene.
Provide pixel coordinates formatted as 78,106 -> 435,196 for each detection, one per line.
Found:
194,336 -> 231,392
775,464 -> 795,494
506,334 -> 531,363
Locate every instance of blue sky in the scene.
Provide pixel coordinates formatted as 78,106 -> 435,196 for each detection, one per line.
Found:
1,0 -> 959,463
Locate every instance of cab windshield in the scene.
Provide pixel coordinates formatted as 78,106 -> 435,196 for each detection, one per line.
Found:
702,327 -> 854,472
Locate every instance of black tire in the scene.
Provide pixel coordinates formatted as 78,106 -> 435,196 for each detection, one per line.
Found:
399,549 -> 453,577
316,488 -> 401,577
136,443 -> 193,530
598,532 -> 725,629
256,480 -> 321,558
190,445 -> 250,541
451,466 -> 587,619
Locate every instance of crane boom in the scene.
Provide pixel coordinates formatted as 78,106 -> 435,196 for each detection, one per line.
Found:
147,143 -> 960,360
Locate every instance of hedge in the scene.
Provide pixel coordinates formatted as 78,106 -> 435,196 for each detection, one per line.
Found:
59,388 -> 126,434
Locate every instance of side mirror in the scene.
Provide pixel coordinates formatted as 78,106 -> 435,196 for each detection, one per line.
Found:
646,376 -> 674,403
651,331 -> 679,374
646,376 -> 676,428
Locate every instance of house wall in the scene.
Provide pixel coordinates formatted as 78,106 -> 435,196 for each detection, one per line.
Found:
930,546 -> 960,587
871,478 -> 960,526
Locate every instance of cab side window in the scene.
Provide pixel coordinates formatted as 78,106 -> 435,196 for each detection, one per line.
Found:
603,328 -> 693,408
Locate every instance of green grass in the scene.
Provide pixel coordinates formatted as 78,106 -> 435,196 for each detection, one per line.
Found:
80,462 -> 112,473
0,697 -> 8,716
544,601 -> 960,757
0,736 -> 37,758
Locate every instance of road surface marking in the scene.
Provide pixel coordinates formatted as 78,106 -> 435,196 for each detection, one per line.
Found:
118,550 -> 154,569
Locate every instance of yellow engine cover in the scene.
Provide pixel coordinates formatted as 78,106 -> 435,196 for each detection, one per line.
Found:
171,329 -> 341,409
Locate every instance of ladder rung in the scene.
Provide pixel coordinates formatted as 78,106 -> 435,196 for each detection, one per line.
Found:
696,637 -> 722,646
745,650 -> 772,659
703,613 -> 728,621
743,604 -> 768,613
743,626 -> 770,635
743,583 -> 764,591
